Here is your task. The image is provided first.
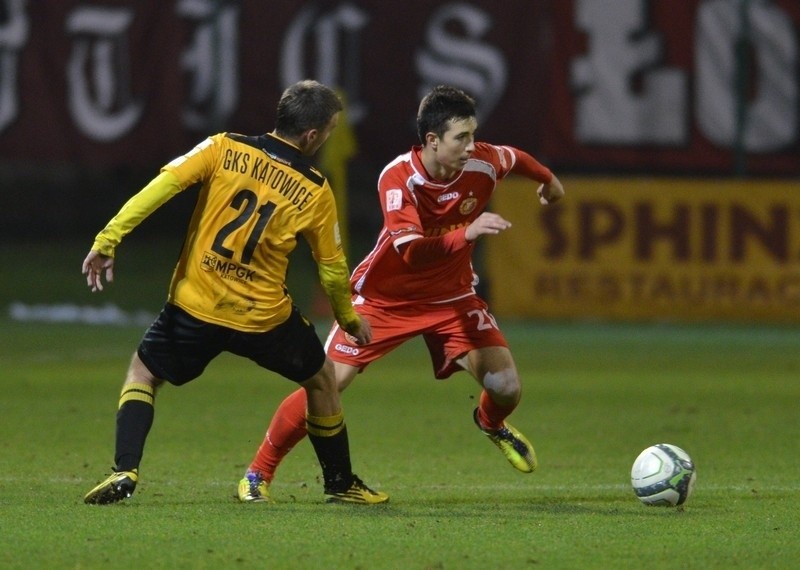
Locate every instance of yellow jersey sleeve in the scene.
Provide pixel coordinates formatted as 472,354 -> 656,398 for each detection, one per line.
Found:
318,258 -> 359,330
297,178 -> 359,327
91,171 -> 184,257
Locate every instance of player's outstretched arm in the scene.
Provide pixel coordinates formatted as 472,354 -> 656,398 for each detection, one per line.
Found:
82,250 -> 115,292
396,213 -> 511,267
506,147 -> 564,205
81,171 -> 184,293
537,173 -> 565,205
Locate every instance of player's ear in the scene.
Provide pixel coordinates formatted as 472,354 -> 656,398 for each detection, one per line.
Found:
299,128 -> 319,151
425,132 -> 438,149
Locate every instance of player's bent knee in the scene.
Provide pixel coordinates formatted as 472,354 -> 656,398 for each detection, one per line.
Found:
124,353 -> 161,387
483,368 -> 520,401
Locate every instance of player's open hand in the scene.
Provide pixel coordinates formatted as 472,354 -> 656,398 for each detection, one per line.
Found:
465,212 -> 512,241
82,250 -> 115,292
537,174 -> 565,205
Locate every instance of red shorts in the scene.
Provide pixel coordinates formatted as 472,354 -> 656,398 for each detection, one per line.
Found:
324,295 -> 508,379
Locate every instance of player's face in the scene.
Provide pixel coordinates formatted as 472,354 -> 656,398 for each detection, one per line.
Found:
432,117 -> 477,176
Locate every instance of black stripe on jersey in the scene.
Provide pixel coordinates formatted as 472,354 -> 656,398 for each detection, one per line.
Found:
225,132 -> 325,187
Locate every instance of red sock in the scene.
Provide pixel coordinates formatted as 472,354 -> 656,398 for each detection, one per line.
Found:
476,390 -> 516,431
249,388 -> 308,483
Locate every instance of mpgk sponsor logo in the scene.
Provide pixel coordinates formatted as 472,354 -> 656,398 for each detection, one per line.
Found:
200,251 -> 256,283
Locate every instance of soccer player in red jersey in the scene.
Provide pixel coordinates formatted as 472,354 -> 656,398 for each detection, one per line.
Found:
239,85 -> 564,499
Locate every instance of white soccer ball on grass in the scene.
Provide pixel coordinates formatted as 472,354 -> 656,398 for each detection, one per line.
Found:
631,443 -> 696,506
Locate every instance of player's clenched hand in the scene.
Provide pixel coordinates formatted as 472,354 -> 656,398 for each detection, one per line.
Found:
82,250 -> 115,292
537,174 -> 565,205
465,212 -> 512,242
345,315 -> 372,345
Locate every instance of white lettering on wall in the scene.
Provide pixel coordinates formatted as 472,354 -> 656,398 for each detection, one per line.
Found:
0,0 -> 29,134
571,0 -> 688,145
177,0 -> 240,132
416,3 -> 507,122
65,6 -> 143,141
696,0 -> 797,152
281,3 -> 369,122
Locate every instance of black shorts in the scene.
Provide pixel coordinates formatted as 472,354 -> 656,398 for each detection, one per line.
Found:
137,303 -> 326,386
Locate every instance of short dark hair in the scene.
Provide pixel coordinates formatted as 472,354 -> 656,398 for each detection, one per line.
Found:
275,80 -> 343,138
416,85 -> 476,143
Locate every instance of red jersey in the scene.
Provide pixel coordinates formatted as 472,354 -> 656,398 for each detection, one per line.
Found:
352,142 -> 547,306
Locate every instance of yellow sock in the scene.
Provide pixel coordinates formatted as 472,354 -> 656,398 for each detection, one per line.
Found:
118,383 -> 155,408
306,411 -> 345,437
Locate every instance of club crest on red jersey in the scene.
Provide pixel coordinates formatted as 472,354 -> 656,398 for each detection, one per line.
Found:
459,197 -> 478,215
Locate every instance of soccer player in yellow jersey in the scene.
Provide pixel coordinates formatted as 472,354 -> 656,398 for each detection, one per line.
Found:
81,80 -> 388,505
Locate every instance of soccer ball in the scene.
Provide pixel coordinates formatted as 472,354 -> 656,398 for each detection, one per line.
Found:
630,443 -> 696,506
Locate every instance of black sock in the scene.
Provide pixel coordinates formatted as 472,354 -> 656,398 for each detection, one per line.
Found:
113,383 -> 155,472
306,411 -> 353,492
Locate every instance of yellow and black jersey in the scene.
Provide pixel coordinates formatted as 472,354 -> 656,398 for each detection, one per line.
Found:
93,132 -> 347,332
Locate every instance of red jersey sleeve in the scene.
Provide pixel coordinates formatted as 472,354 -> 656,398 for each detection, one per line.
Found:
468,142 -> 551,183
397,226 -> 470,266
378,159 -> 425,249
493,145 -> 553,183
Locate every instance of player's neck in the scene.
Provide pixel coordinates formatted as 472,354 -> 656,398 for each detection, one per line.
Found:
271,130 -> 305,153
419,148 -> 458,182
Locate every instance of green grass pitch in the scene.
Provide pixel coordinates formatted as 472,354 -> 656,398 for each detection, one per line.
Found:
1,241 -> 798,568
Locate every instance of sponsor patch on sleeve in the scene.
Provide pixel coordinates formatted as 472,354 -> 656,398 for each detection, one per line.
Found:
386,189 -> 403,212
334,221 -> 342,247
